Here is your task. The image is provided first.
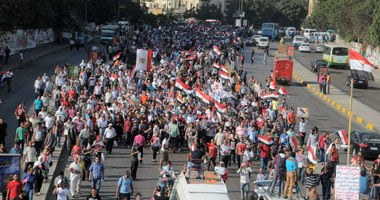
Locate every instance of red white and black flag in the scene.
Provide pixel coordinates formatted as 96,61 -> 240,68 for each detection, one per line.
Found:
349,49 -> 375,81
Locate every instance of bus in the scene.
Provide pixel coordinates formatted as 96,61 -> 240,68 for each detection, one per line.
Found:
169,170 -> 230,200
261,23 -> 279,39
100,25 -> 119,43
205,19 -> 222,26
322,45 -> 349,68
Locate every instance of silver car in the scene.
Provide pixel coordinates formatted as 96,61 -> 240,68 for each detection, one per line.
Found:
315,44 -> 325,53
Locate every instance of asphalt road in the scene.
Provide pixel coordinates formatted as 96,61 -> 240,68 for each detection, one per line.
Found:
291,41 -> 380,114
0,47 -> 87,150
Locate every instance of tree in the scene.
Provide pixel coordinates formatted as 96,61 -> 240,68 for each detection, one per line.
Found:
196,3 -> 223,21
243,0 -> 276,26
276,0 -> 307,28
369,3 -> 380,46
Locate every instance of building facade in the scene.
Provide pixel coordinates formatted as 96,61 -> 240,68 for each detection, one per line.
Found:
141,0 -> 200,14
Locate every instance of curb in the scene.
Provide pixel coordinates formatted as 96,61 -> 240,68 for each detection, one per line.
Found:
292,71 -> 378,133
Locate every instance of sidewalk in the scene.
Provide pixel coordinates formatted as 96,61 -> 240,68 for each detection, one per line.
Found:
292,59 -> 380,132
0,43 -> 68,72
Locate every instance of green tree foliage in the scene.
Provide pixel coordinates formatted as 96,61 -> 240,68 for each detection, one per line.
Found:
196,3 -> 224,20
305,0 -> 380,46
243,0 -> 276,26
275,0 -> 307,28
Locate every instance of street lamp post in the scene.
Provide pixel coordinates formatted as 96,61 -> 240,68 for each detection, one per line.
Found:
346,78 -> 354,165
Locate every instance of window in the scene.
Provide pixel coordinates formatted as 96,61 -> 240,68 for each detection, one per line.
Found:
323,47 -> 331,55
332,47 -> 348,56
262,24 -> 274,28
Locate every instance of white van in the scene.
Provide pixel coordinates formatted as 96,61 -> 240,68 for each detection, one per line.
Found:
303,28 -> 317,40
169,171 -> 231,200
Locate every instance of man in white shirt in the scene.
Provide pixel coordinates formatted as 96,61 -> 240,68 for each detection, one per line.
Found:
97,116 -> 108,140
68,156 -> 81,198
44,112 -> 55,131
104,123 -> 116,154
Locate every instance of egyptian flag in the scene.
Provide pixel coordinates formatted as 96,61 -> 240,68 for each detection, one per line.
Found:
278,87 -> 289,96
213,63 -> 221,69
291,137 -> 298,150
195,88 -> 210,104
168,107 -> 176,115
175,78 -> 193,94
336,129 -> 348,145
110,74 -> 118,82
308,145 -> 318,165
130,65 -> 136,77
118,84 -> 122,94
213,100 -> 227,113
220,65 -> 229,73
219,70 -> 232,80
176,93 -> 185,104
155,97 -> 163,105
213,45 -> 222,55
269,80 -> 277,90
258,134 -> 273,145
113,60 -> 120,66
185,51 -> 195,56
263,92 -> 279,99
349,49 -> 375,81
113,53 -> 121,61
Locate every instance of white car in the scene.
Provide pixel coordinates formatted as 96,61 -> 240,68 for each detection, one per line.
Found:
258,37 -> 270,49
315,44 -> 325,53
299,43 -> 311,52
292,36 -> 304,47
253,35 -> 261,44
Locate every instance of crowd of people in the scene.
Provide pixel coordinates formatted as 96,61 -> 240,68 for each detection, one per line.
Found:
1,20 -> 379,200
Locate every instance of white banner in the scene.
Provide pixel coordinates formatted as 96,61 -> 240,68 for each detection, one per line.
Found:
135,49 -> 148,73
335,165 -> 360,200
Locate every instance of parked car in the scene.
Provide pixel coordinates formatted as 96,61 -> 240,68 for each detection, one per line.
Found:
292,36 -> 304,47
311,59 -> 328,72
298,43 -> 311,52
315,44 -> 325,53
350,130 -> 380,159
258,37 -> 270,49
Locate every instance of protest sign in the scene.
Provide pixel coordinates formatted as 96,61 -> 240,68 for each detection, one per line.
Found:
296,107 -> 309,118
335,165 -> 360,200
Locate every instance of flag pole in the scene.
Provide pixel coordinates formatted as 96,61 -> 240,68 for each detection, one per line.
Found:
346,78 -> 354,166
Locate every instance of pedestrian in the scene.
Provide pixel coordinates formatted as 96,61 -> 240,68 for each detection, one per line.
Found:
33,164 -> 44,196
237,162 -> 252,200
87,188 -> 101,200
159,134 -> 169,170
326,73 -> 331,94
53,182 -> 70,200
104,123 -> 116,154
133,131 -> 146,164
297,117 -> 308,146
89,156 -> 105,195
296,148 -> 306,184
23,167 -> 36,200
320,163 -> 333,200
304,167 -> 319,200
322,74 -> 327,94
220,139 -> 231,168
33,96 -> 43,115
6,174 -> 23,200
150,131 -> 161,162
250,48 -> 255,63
130,143 -> 140,180
70,39 -> 74,51
259,143 -> 271,173
69,156 -> 82,198
19,51 -> 23,69
14,103 -> 27,126
319,73 -> 324,92
168,118 -> 180,153
54,171 -> 69,189
22,141 -> 37,172
4,46 -> 10,64
0,117 -> 7,146
270,149 -> 286,195
360,170 -> 370,199
116,170 -> 134,200
318,132 -> 328,163
263,48 -> 268,65
283,151 -> 297,199
135,193 -> 142,200
15,122 -> 26,151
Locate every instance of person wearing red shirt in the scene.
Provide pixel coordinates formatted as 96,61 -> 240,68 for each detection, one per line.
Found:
123,116 -> 132,147
6,174 -> 23,200
318,132 -> 327,162
71,140 -> 83,157
259,143 -> 271,173
286,108 -> 296,129
206,139 -> 218,170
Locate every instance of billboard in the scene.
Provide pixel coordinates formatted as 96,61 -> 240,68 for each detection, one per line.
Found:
0,154 -> 21,193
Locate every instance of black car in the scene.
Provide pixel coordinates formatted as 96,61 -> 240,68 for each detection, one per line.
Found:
246,37 -> 256,47
310,59 -> 328,72
347,72 -> 370,89
350,130 -> 380,159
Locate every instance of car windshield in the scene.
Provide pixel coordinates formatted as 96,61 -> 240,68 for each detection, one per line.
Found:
332,47 -> 348,56
262,24 -> 273,28
361,134 -> 380,144
260,38 -> 268,42
295,38 -> 304,41
316,60 -> 327,65
302,44 -> 309,46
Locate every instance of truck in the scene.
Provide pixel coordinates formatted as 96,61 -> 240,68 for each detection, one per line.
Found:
272,53 -> 294,85
100,25 -> 119,44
